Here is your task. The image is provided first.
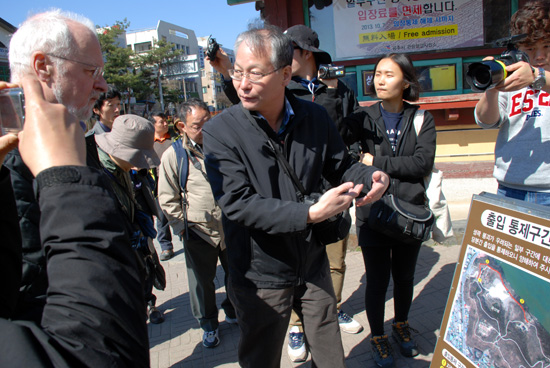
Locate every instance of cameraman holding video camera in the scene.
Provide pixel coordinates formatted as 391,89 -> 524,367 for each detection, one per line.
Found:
475,0 -> 550,205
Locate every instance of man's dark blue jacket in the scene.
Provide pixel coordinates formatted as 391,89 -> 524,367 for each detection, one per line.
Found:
203,90 -> 380,289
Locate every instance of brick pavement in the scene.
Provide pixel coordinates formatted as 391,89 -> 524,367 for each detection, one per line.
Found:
149,235 -> 463,368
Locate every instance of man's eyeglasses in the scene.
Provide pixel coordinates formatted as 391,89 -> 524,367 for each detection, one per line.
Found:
47,54 -> 104,80
228,67 -> 282,83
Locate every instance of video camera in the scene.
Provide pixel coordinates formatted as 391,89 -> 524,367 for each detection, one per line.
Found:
466,34 -> 530,92
205,35 -> 220,62
318,64 -> 345,79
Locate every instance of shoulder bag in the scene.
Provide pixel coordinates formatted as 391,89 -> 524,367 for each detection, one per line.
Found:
413,110 -> 455,243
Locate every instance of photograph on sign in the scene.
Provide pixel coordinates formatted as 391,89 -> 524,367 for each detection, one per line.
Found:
444,246 -> 550,367
332,0 -> 483,59
432,194 -> 550,368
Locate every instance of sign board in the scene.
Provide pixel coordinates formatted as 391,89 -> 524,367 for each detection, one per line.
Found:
332,0 -> 484,60
432,193 -> 550,368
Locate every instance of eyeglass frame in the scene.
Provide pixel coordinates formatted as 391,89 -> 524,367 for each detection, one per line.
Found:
47,54 -> 104,80
228,67 -> 283,83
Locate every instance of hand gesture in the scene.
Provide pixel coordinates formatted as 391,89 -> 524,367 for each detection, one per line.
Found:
307,182 -> 363,223
18,76 -> 86,176
355,170 -> 389,207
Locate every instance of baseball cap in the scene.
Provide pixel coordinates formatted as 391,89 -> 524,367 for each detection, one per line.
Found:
284,24 -> 332,65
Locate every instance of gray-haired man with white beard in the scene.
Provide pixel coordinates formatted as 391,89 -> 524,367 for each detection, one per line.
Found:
4,9 -> 110,323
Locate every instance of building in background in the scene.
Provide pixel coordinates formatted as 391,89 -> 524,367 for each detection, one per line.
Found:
0,17 -> 17,82
198,36 -> 235,112
126,20 -> 203,108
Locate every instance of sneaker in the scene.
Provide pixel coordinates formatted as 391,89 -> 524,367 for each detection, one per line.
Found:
148,306 -> 165,324
225,316 -> 238,324
392,321 -> 419,357
287,326 -> 308,362
160,249 -> 174,261
202,329 -> 220,348
337,309 -> 363,334
371,335 -> 394,368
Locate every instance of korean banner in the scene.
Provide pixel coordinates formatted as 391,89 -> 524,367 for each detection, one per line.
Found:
333,0 -> 483,59
432,193 -> 550,368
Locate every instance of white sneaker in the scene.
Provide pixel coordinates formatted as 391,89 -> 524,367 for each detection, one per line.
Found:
287,326 -> 308,362
202,328 -> 220,348
338,310 -> 363,334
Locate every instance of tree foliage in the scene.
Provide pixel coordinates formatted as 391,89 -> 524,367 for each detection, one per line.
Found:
98,20 -> 184,106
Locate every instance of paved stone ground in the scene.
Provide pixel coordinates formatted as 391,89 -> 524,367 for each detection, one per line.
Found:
148,176 -> 498,367
149,232 -> 464,368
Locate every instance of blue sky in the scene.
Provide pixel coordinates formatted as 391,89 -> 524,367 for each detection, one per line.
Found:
2,0 -> 260,50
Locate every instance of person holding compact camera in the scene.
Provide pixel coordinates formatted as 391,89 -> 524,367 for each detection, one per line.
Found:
208,24 -> 362,363
475,0 -> 550,205
281,23 -> 364,363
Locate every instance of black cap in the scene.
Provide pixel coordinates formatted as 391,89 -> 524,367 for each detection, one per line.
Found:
284,25 -> 332,65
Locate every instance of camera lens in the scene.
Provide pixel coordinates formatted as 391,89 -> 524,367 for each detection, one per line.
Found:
466,61 -> 507,92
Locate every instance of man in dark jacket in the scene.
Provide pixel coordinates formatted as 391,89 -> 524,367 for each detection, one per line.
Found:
4,9 -> 110,323
209,24 -> 363,362
202,25 -> 389,368
0,75 -> 149,367
0,9 -> 150,364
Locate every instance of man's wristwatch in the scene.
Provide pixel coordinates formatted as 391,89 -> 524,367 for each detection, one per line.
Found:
531,67 -> 546,90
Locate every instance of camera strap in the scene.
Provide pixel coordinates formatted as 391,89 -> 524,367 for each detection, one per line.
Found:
266,139 -> 307,200
235,107 -> 308,200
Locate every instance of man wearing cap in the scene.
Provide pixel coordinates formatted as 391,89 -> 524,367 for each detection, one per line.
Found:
95,114 -> 165,324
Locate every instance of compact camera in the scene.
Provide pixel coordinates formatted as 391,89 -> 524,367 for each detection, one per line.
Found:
205,35 -> 220,62
0,87 -> 25,135
302,192 -> 322,206
466,34 -> 530,92
318,64 -> 345,79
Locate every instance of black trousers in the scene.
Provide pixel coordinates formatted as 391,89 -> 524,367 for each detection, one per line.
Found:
361,241 -> 422,336
228,271 -> 345,368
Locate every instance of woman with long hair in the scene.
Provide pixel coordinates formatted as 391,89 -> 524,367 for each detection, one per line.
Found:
342,53 -> 436,367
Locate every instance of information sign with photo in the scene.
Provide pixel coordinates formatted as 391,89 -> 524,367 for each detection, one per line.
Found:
432,193 -> 550,368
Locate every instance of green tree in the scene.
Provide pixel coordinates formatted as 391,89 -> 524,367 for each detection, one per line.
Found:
134,39 -> 184,110
97,19 -> 152,112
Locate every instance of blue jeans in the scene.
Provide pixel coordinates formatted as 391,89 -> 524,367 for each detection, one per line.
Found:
497,185 -> 550,206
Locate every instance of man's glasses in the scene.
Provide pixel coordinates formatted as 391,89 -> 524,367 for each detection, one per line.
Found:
228,67 -> 282,83
47,54 -> 104,80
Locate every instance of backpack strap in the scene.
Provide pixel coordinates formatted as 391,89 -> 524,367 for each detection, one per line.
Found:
413,109 -> 425,136
172,140 -> 189,191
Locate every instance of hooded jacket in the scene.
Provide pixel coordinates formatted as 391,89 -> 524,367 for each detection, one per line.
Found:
203,91 -> 380,288
342,101 -> 436,228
